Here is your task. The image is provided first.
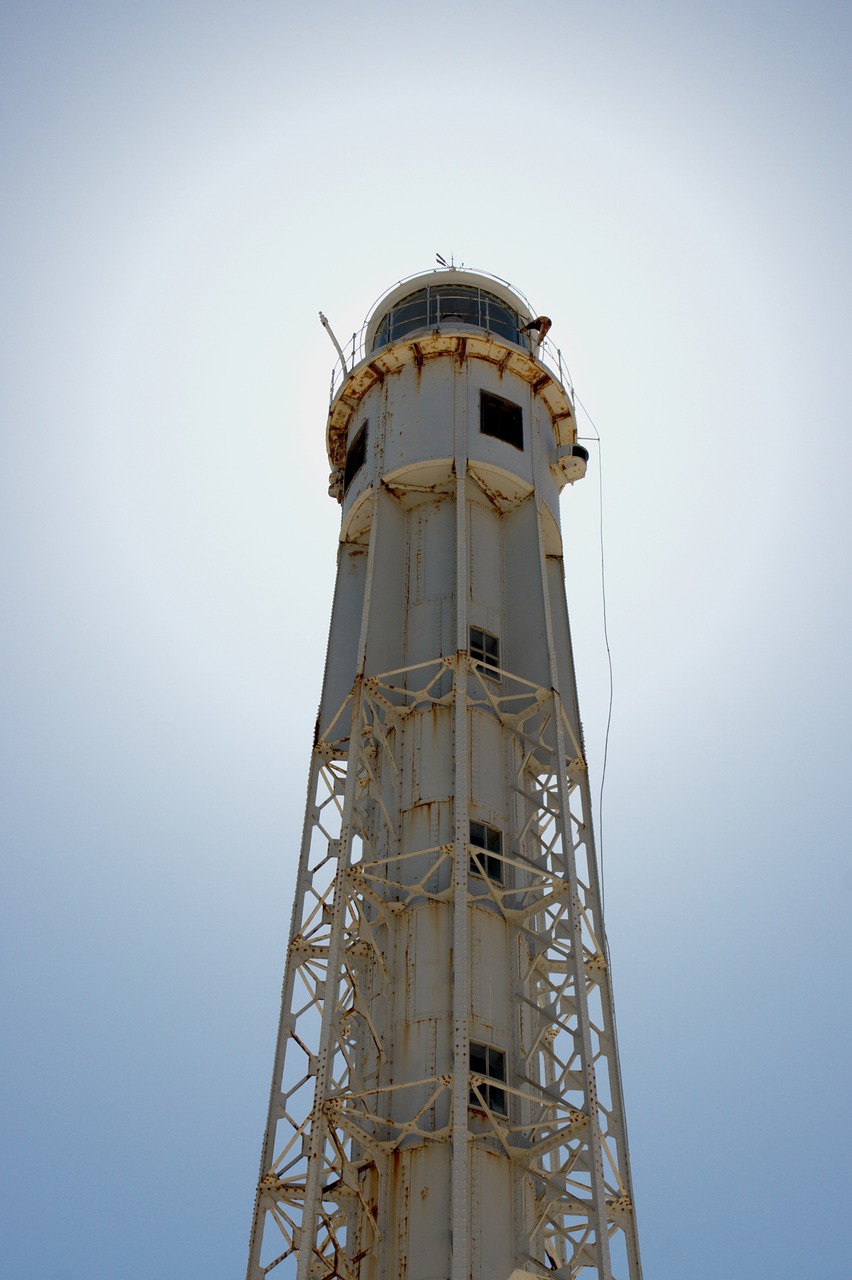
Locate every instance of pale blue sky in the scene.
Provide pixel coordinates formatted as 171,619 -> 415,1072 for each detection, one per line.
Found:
2,3 -> 850,1277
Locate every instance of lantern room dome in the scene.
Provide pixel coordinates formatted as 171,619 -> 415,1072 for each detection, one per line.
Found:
366,269 -> 535,354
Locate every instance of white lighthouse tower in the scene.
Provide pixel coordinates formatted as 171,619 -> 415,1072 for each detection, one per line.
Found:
246,269 -> 642,1280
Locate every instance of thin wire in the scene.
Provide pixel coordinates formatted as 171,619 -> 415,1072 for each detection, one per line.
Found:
574,393 -> 613,915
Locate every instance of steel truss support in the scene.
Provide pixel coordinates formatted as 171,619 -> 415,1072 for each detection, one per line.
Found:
246,654 -> 641,1280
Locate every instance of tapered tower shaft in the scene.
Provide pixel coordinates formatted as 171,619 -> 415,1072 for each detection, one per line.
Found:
246,270 -> 642,1280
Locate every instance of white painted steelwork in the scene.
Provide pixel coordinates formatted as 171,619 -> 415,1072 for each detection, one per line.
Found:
246,269 -> 642,1280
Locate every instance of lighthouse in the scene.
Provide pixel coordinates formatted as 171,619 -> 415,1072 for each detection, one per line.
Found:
246,269 -> 642,1280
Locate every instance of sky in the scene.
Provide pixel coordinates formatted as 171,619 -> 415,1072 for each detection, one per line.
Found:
1,2 -> 850,1277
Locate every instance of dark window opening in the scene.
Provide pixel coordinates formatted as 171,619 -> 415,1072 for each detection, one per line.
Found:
469,626 -> 500,673
343,421 -> 367,493
469,819 -> 503,883
480,390 -> 523,451
469,1042 -> 507,1114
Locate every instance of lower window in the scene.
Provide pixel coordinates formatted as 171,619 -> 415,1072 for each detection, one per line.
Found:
469,819 -> 503,883
469,1041 -> 507,1114
469,625 -> 500,673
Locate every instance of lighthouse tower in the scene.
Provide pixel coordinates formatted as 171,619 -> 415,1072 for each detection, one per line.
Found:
246,270 -> 642,1280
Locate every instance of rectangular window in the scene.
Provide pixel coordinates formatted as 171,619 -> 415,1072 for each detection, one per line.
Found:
469,819 -> 503,883
469,626 -> 500,673
343,421 -> 367,493
480,390 -> 523,450
469,1041 -> 507,1114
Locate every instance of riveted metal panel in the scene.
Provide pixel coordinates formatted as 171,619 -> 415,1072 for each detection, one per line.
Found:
468,496 -> 503,618
470,904 -> 511,1039
363,487 -> 408,674
503,496 -> 551,690
421,499 -> 456,603
545,554 -> 585,745
473,1148 -> 514,1280
410,708 -> 451,808
382,361 -> 456,479
317,541 -> 366,738
469,709 -> 506,816
412,903 -> 451,1020
406,1145 -> 452,1280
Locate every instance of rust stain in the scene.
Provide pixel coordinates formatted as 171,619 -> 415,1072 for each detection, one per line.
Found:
326,334 -> 573,497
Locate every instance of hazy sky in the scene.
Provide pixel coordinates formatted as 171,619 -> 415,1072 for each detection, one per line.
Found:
2,3 -> 850,1277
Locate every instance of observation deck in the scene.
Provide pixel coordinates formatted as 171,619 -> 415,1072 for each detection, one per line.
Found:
325,269 -> 578,497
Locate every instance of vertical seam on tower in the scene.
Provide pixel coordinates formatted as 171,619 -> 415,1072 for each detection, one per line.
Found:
451,354 -> 471,1280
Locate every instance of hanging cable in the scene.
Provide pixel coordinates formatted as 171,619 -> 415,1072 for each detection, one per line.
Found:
575,393 -> 613,914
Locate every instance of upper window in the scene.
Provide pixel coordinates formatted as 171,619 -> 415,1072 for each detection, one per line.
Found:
469,626 -> 500,673
343,421 -> 367,493
469,1042 -> 507,1114
480,391 -> 523,451
372,285 -> 530,352
469,819 -> 503,883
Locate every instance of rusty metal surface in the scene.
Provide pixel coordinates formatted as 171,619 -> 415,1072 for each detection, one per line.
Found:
246,273 -> 642,1280
326,331 -> 577,493
246,658 -> 642,1280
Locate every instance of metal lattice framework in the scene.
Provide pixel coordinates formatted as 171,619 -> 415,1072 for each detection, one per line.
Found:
246,654 -> 640,1280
